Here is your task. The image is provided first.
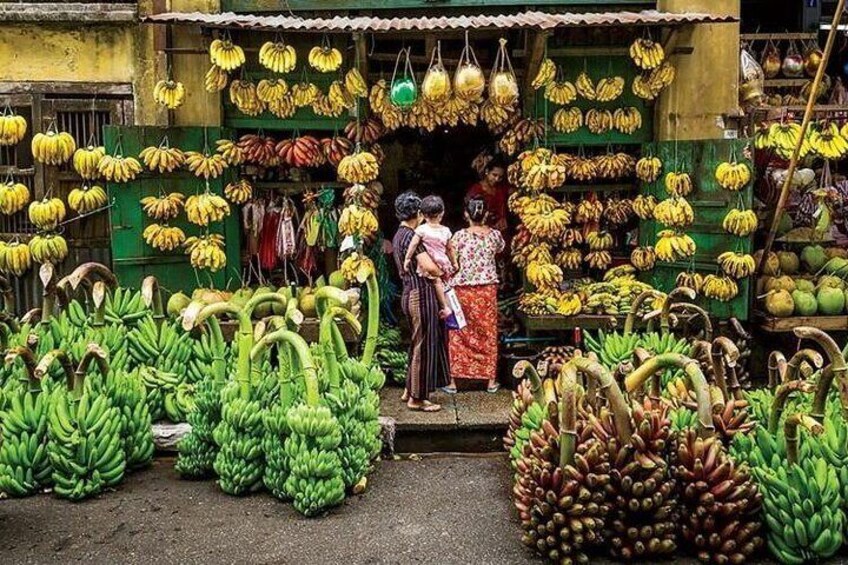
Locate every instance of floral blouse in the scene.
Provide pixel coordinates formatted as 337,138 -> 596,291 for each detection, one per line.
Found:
449,228 -> 505,287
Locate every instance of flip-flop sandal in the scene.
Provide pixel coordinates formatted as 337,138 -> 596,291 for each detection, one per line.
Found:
487,383 -> 501,393
408,402 -> 442,412
440,386 -> 458,395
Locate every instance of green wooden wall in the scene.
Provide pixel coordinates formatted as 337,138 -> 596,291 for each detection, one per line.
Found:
638,139 -> 754,321
104,126 -> 241,294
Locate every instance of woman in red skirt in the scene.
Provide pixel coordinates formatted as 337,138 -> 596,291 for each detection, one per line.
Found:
444,196 -> 505,393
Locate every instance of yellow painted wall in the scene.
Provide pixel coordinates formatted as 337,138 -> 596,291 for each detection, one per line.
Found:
656,0 -> 741,141
0,24 -> 135,84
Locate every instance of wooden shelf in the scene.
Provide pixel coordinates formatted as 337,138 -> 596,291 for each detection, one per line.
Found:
740,33 -> 818,42
753,104 -> 848,114
753,311 -> 848,333
763,78 -> 810,88
255,181 -> 346,193
519,312 -> 624,332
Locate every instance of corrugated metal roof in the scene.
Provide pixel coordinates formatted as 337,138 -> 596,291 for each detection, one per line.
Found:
141,9 -> 738,33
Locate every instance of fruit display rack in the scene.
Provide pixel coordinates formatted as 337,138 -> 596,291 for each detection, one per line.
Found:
752,311 -> 848,333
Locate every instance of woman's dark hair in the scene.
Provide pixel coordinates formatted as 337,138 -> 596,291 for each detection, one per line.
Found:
466,196 -> 487,224
394,191 -> 421,221
420,195 -> 445,218
484,157 -> 507,173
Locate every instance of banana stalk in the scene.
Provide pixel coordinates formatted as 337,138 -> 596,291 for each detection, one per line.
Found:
572,355 -> 632,441
710,337 -> 739,401
140,275 -> 164,320
767,351 -> 787,390
795,326 -> 848,423
314,286 -> 351,365
768,380 -> 816,435
512,360 -> 545,406
785,413 -> 824,465
557,361 -> 578,469
626,353 -> 713,437
623,289 -> 663,335
660,287 -> 696,335
361,272 -> 380,368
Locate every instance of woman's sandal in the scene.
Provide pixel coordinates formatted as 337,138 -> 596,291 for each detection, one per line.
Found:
439,386 -> 457,395
407,401 -> 442,412
487,383 -> 501,393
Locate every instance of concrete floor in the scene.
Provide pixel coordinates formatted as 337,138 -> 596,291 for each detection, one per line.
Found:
0,454 -> 537,565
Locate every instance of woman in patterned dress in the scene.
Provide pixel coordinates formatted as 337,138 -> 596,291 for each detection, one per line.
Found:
444,196 -> 505,393
391,192 -> 449,412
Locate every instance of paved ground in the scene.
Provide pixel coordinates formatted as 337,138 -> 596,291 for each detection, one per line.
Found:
0,454 -> 537,565
379,386 -> 512,431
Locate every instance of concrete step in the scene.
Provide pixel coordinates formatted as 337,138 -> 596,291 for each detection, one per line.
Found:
379,386 -> 511,454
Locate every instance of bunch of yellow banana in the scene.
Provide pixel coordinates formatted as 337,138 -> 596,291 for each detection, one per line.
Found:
586,230 -> 614,251
292,82 -> 320,107
702,274 -> 739,302
369,80 -> 388,114
312,94 -> 342,118
344,68 -> 368,98
515,193 -> 559,217
585,250 -> 613,270
531,58 -> 556,89
204,65 -> 228,93
184,234 -> 226,272
545,79 -> 577,106
636,155 -> 663,183
0,180 -> 30,215
338,204 -> 379,239
28,197 -> 66,230
632,62 -> 676,100
555,248 -> 583,270
31,129 -> 76,165
141,192 -> 184,221
229,80 -> 263,116
551,107 -> 582,134
209,38 -> 245,71
809,122 -> 848,159
717,251 -> 756,279
526,260 -> 563,290
308,45 -> 343,73
0,111 -> 27,146
153,80 -> 186,110
67,184 -> 107,215
596,76 -> 625,102
519,149 -> 568,191
259,40 -> 296,73
0,241 -> 31,276
517,292 -> 552,316
143,224 -> 186,252
631,246 -> 656,271
629,38 -> 665,70
268,95 -> 296,120
574,199 -> 603,223
655,229 -> 697,262
185,192 -> 230,226
653,197 -> 694,228
139,143 -> 185,173
613,107 -> 642,135
256,79 -> 289,104
523,208 -> 570,240
328,80 -> 356,110
522,243 -> 553,266
767,122 -> 804,159
185,151 -> 227,180
594,152 -> 636,179
603,198 -> 634,225
28,233 -> 68,264
98,154 -> 142,183
338,151 -> 379,184
567,157 -> 598,182
714,161 -> 751,191
561,227 -> 583,248
339,252 -> 375,284
676,271 -> 704,294
632,194 -> 658,219
223,179 -> 253,205
722,208 -> 758,236
585,109 -> 613,135
480,100 -> 515,131
554,292 -> 583,316
215,139 -> 245,166
72,145 -> 105,180
575,72 -> 597,100
664,171 -> 693,197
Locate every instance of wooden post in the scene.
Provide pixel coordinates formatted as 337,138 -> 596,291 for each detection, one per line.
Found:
759,0 -> 846,271
522,30 -> 549,113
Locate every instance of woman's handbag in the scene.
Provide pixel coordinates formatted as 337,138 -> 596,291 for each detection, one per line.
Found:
444,286 -> 467,330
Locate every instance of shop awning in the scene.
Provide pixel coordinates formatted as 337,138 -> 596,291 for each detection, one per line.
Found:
141,9 -> 738,33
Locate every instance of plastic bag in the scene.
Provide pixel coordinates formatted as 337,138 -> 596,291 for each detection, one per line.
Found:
760,39 -> 781,79
422,40 -> 451,103
454,32 -> 486,102
489,38 -> 519,106
782,40 -> 805,78
390,47 -> 417,109
739,47 -> 765,106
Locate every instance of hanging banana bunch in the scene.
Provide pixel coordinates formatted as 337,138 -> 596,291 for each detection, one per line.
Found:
139,137 -> 185,173
32,124 -> 76,166
630,37 -> 666,70
28,196 -> 66,231
67,183 -> 107,215
185,151 -> 228,180
552,107 -> 582,133
209,35 -> 245,71
530,57 -> 556,90
72,144 -> 105,180
204,65 -> 228,93
153,78 -> 186,110
0,179 -> 31,216
0,108 -> 27,146
308,37 -> 343,73
259,37 -> 296,73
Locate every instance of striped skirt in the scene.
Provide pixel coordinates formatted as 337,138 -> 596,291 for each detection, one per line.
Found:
403,286 -> 450,400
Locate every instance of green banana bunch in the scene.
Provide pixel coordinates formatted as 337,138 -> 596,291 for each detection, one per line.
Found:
583,329 -> 641,370
510,401 -> 547,467
61,300 -> 91,329
212,393 -> 265,495
128,316 -> 193,377
45,347 -> 126,500
262,341 -> 294,499
669,405 -> 699,432
756,457 -> 843,563
326,378 -> 380,489
104,287 -> 149,325
105,368 -> 154,470
641,332 -> 690,390
186,316 -> 229,383
283,402 -> 345,516
0,351 -> 51,496
140,366 -> 182,421
374,324 -> 407,384
176,376 -> 224,478
163,382 -> 196,422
